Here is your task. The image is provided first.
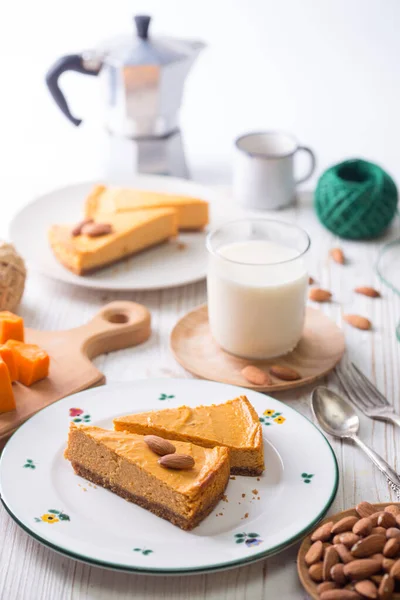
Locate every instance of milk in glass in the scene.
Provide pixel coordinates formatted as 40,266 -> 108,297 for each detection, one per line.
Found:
207,239 -> 308,359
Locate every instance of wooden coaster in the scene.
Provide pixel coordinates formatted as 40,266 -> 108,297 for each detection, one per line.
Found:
170,305 -> 345,392
297,502 -> 400,600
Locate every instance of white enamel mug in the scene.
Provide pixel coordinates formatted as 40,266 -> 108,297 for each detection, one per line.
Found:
233,131 -> 316,210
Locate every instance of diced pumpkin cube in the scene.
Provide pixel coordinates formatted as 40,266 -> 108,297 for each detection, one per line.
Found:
0,344 -> 18,381
0,311 -> 24,343
0,357 -> 16,413
5,340 -> 49,386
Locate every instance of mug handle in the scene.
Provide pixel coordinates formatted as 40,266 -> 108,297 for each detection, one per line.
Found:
295,146 -> 316,184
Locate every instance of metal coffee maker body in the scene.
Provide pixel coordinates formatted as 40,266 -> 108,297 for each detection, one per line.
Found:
46,15 -> 205,178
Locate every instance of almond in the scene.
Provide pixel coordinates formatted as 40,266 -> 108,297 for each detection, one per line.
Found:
355,286 -> 381,298
378,577 -> 394,600
305,540 -> 324,566
343,558 -> 382,580
317,582 -> 338,594
383,538 -> 400,558
330,562 -> 346,584
309,276 -> 315,285
323,546 -> 339,580
144,435 -> 176,456
396,514 -> 400,528
343,314 -> 372,330
378,573 -> 395,599
370,512 -> 385,526
269,365 -> 301,381
332,516 -> 360,535
309,561 -> 323,582
335,543 -> 355,563
372,527 -> 387,537
353,517 -> 373,536
356,502 -> 377,519
158,454 -> 195,470
309,288 -> 332,302
378,513 -> 397,529
371,553 -> 384,565
333,534 -> 342,545
311,522 -> 333,543
320,591 -> 361,600
340,532 -> 361,548
386,528 -> 400,540
71,217 -> 94,237
385,505 -> 400,516
371,574 -> 384,585
241,365 -> 272,386
351,534 -> 386,558
81,222 -> 113,237
330,248 -> 345,264
354,579 -> 378,599
389,558 -> 400,579
382,558 -> 395,572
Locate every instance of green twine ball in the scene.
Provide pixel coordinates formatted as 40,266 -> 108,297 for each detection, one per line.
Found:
314,159 -> 398,239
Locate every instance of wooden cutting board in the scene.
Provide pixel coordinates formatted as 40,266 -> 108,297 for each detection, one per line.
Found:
0,301 -> 151,443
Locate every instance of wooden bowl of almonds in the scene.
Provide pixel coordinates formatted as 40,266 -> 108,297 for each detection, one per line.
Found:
297,501 -> 400,599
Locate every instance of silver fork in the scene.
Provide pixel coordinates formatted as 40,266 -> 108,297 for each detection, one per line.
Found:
335,362 -> 400,428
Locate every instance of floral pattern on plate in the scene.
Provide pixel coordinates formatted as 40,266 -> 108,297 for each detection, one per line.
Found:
133,547 -> 154,556
234,532 -> 263,547
158,393 -> 175,401
259,409 -> 286,426
34,509 -> 70,524
69,408 -> 91,423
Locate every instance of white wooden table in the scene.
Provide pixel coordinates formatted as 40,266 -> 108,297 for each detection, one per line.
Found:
0,188 -> 399,600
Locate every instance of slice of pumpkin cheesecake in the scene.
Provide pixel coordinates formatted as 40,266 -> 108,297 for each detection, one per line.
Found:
65,424 -> 230,530
48,208 -> 178,275
114,396 -> 264,476
85,184 -> 209,231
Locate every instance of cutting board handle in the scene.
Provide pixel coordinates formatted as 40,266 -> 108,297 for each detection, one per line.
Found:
75,301 -> 151,359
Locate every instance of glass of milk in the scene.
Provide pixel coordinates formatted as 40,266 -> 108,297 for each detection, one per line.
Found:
206,219 -> 310,359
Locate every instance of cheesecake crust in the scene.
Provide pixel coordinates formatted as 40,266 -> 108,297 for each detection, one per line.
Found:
72,461 -> 226,531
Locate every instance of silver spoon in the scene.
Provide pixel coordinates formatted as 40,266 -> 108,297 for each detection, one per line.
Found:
312,386 -> 400,489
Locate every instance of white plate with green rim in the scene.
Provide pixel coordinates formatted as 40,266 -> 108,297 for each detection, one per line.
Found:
0,379 -> 338,574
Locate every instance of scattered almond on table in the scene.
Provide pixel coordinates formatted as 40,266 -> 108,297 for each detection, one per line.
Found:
343,315 -> 372,331
301,501 -> 400,599
309,288 -> 332,303
354,286 -> 381,298
330,248 -> 345,264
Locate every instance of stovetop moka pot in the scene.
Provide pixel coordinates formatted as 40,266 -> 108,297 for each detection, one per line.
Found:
46,15 -> 205,177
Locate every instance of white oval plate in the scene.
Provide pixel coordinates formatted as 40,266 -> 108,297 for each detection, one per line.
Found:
9,176 -> 220,291
0,379 -> 338,574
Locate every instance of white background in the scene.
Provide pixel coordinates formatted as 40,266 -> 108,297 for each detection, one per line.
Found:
1,0 -> 400,201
